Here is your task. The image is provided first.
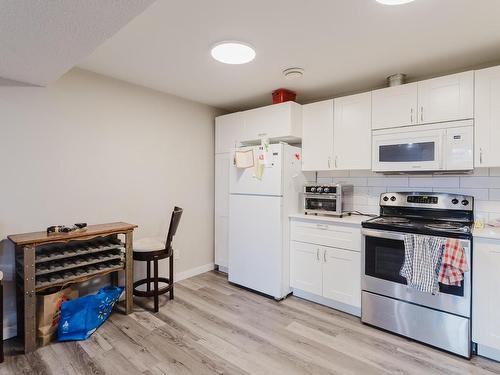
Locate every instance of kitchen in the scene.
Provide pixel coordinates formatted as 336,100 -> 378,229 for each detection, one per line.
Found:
2,0 -> 500,374
215,45 -> 500,365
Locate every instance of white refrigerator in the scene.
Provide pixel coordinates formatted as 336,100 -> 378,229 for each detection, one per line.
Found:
228,143 -> 305,299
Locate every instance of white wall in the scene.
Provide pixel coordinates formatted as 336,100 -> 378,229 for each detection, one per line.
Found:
306,169 -> 500,223
0,68 -> 221,337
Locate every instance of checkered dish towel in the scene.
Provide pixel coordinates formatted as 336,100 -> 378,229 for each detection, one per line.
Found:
438,238 -> 468,286
400,234 -> 445,294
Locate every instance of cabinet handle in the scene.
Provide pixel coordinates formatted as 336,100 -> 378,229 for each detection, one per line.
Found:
480,148 -> 483,164
323,249 -> 327,263
410,108 -> 413,123
420,106 -> 424,122
316,249 -> 320,261
258,133 -> 267,138
316,224 -> 328,230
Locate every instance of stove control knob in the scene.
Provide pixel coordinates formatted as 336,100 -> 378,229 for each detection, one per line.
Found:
310,187 -> 316,192
317,187 -> 323,193
390,196 -> 396,202
324,187 -> 330,193
383,196 -> 389,202
451,198 -> 459,205
461,199 -> 469,206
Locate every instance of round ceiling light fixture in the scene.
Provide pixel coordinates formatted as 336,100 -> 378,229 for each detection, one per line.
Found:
211,41 -> 256,64
375,0 -> 415,4
283,67 -> 304,79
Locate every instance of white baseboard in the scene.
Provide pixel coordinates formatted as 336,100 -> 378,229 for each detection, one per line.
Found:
216,265 -> 228,274
477,344 -> 500,362
175,263 -> 214,282
292,288 -> 361,317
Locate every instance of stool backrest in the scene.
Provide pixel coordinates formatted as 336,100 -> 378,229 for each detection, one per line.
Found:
165,206 -> 183,250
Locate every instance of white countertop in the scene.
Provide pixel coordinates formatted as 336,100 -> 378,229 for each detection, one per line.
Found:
473,226 -> 500,240
289,213 -> 374,226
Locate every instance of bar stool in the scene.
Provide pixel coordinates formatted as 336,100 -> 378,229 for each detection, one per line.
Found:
133,207 -> 183,312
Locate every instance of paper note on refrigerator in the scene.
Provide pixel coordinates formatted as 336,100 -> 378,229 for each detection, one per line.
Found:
235,149 -> 254,169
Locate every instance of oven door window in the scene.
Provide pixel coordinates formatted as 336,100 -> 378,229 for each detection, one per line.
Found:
364,235 -> 464,296
379,142 -> 435,162
305,198 -> 336,212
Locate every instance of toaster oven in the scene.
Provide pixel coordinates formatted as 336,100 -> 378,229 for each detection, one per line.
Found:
303,184 -> 354,217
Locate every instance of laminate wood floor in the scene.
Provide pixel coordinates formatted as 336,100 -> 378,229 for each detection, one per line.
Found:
2,271 -> 500,375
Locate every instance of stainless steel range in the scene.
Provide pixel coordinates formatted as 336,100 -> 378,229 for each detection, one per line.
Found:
361,192 -> 474,358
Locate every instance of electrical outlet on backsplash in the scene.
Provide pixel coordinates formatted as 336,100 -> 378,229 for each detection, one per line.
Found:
303,168 -> 500,219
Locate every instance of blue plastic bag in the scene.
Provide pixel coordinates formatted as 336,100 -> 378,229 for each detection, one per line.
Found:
58,286 -> 123,341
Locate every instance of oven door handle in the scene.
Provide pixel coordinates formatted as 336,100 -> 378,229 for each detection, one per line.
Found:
361,228 -> 407,241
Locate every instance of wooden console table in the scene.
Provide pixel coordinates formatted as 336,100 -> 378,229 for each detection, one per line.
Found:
8,222 -> 137,353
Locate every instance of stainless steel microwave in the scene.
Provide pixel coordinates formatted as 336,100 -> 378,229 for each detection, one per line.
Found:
372,120 -> 473,173
303,184 -> 353,217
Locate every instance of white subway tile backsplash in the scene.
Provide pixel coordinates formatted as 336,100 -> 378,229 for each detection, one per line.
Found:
367,177 -> 409,187
318,170 -> 349,178
476,200 -> 500,213
489,189 -> 500,201
490,168 -> 500,176
367,187 -> 387,205
348,170 -> 377,177
317,177 -> 333,184
460,176 -> 500,189
409,177 -> 460,188
331,177 -> 368,186
304,167 -> 500,216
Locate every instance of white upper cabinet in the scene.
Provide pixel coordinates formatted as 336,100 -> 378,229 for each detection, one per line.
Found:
242,101 -> 302,143
417,71 -> 474,124
372,83 -> 418,130
371,71 -> 474,130
333,92 -> 372,170
301,100 -> 334,171
215,112 -> 244,154
475,65 -> 500,167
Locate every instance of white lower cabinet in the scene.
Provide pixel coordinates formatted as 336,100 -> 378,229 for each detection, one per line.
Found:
290,218 -> 361,316
322,247 -> 361,307
473,237 -> 500,361
290,241 -> 322,295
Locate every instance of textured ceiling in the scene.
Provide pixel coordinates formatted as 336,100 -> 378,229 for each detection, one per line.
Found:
0,0 -> 155,85
79,0 -> 500,111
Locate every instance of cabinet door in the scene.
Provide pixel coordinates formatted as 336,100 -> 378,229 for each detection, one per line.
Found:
215,153 -> 231,268
322,247 -> 361,308
417,71 -> 474,124
301,100 -> 334,171
333,92 -> 372,170
290,241 -> 322,295
242,102 -> 302,142
475,65 -> 500,167
372,83 -> 418,130
215,112 -> 244,154
472,238 -> 500,350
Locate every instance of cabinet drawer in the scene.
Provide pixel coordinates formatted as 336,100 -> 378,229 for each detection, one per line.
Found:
290,219 -> 361,251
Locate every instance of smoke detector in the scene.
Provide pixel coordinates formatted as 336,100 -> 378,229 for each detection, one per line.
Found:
283,67 -> 304,79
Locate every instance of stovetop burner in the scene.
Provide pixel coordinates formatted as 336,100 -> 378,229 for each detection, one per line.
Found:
376,217 -> 410,224
424,222 -> 468,231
